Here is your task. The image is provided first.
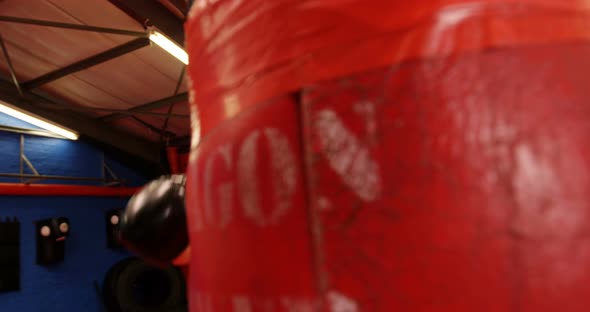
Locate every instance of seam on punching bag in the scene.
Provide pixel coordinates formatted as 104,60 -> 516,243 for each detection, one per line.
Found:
296,88 -> 329,311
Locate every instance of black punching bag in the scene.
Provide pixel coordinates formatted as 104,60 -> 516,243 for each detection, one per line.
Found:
119,175 -> 188,266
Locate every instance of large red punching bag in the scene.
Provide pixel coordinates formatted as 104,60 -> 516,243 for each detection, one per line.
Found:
184,1 -> 590,311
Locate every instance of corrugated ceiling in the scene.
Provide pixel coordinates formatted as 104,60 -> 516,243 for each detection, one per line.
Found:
0,0 -> 189,143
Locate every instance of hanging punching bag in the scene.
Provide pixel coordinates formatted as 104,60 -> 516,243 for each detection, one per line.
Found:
185,1 -> 590,311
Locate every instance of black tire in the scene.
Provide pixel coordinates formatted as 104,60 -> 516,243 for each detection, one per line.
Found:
102,257 -> 187,312
103,257 -> 136,312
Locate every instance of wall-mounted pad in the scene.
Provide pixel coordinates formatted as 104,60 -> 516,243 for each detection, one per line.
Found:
0,217 -> 20,292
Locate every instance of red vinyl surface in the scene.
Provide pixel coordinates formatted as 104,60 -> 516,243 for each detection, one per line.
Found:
185,97 -> 318,310
301,43 -> 590,311
186,1 -> 590,311
186,0 -> 590,136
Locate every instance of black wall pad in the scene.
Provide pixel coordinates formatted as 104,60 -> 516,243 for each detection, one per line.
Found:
0,217 -> 20,292
35,217 -> 70,265
106,209 -> 124,249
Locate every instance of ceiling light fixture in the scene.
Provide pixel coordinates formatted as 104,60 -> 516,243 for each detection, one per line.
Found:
0,101 -> 79,140
149,30 -> 189,65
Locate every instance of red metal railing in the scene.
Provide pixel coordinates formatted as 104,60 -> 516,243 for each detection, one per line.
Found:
0,183 -> 138,196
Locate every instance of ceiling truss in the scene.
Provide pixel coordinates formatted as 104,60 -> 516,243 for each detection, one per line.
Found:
23,37 -> 150,90
0,5 -> 190,164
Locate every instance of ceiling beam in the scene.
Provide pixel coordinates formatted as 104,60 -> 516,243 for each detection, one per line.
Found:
131,116 -> 176,139
0,16 -> 147,37
0,79 -> 161,164
99,92 -> 188,122
157,0 -> 188,20
22,37 -> 150,90
0,34 -> 23,96
42,105 -> 189,118
159,66 -> 185,142
108,0 -> 185,45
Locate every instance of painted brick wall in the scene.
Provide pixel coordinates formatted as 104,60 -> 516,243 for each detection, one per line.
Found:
0,113 -> 149,311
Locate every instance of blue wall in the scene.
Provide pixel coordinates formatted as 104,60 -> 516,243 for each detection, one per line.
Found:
0,198 -> 131,311
0,113 -> 148,311
0,132 -> 146,186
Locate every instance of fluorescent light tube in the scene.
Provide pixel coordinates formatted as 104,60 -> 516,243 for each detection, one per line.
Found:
0,101 -> 79,140
149,31 -> 189,65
